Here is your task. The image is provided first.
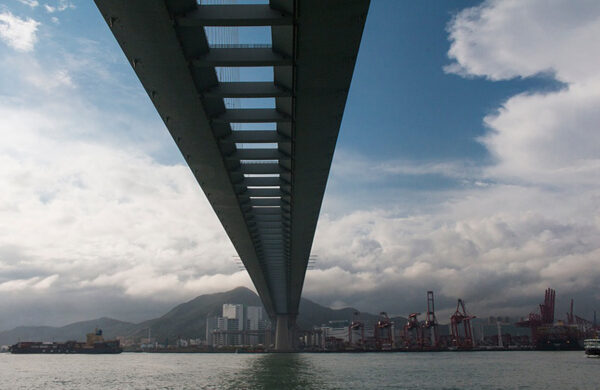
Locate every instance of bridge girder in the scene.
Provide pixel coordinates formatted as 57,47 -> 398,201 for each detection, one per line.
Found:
94,0 -> 369,323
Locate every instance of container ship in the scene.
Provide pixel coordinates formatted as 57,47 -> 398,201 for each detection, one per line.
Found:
516,289 -> 596,351
9,328 -> 122,354
533,324 -> 582,350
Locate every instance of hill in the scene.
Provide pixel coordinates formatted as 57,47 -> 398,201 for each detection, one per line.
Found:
0,317 -> 136,346
297,297 -> 382,329
131,287 -> 382,342
0,287 -> 398,345
130,287 -> 263,341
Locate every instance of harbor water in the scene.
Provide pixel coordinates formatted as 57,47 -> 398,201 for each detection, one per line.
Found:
0,351 -> 595,389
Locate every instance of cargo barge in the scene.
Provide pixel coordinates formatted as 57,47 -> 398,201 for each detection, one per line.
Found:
9,328 -> 122,354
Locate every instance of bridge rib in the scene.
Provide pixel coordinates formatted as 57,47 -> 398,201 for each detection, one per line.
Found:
228,130 -> 290,144
192,48 -> 292,67
212,109 -> 291,124
248,221 -> 288,227
248,215 -> 287,222
238,163 -> 286,174
204,82 -> 292,98
177,5 -> 293,27
244,188 -> 284,197
237,176 -> 283,186
227,149 -> 289,161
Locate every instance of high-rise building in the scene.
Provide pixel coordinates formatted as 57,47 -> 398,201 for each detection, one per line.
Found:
223,304 -> 244,326
246,306 -> 263,330
221,304 -> 244,345
215,316 -> 241,346
212,304 -> 270,347
206,316 -> 218,345
246,306 -> 263,344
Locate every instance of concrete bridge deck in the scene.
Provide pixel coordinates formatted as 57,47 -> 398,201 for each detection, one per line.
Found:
94,0 -> 369,350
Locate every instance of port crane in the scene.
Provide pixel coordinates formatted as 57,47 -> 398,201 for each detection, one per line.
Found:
376,312 -> 393,350
348,311 -> 365,348
422,291 -> 439,348
450,299 -> 476,348
404,312 -> 423,348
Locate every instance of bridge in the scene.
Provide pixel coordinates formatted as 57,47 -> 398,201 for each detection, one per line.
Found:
94,0 -> 369,350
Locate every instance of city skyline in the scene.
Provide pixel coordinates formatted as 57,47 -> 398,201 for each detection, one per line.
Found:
1,0 -> 600,331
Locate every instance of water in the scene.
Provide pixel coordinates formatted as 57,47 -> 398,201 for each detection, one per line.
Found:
0,351 -> 596,389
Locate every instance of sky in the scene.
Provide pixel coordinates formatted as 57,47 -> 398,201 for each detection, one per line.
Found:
0,0 -> 599,330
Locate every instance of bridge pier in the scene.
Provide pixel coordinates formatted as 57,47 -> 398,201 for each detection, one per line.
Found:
275,314 -> 292,352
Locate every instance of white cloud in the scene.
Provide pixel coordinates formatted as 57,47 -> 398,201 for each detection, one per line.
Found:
446,0 -> 600,186
446,0 -> 600,185
445,0 -> 600,83
482,84 -> 600,185
305,0 -> 600,317
27,68 -> 74,89
308,183 -> 600,316
0,274 -> 58,292
0,93 -> 256,319
16,0 -> 39,8
0,28 -> 247,326
1,0 -> 600,328
44,0 -> 74,13
331,149 -> 479,182
0,11 -> 39,52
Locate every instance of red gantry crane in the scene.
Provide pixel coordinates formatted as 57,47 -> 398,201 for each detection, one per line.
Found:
422,291 -> 439,348
376,312 -> 394,350
566,298 -> 574,325
348,311 -> 365,348
516,288 -> 555,345
404,312 -> 423,349
540,288 -> 555,324
450,299 -> 476,348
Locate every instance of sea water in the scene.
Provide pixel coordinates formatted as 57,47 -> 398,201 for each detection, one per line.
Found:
0,351 -> 596,389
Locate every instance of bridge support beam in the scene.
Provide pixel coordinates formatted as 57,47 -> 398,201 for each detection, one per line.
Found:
274,314 -> 292,352
94,0 -> 370,329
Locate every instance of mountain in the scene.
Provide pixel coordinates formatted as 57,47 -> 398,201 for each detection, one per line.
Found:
0,287 -> 400,345
131,287 -> 381,343
131,287 -> 263,341
297,298 -> 382,329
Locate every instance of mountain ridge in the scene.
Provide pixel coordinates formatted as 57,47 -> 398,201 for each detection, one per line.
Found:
0,287 -> 399,345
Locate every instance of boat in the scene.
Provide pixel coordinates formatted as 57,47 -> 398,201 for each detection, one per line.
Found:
533,324 -> 582,351
584,339 -> 600,357
9,328 -> 122,354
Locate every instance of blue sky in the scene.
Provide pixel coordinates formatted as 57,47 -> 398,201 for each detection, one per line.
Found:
1,0 -> 600,329
343,0 -> 562,163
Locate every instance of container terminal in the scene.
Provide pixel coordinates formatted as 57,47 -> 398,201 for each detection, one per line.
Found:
129,287 -> 598,353
6,289 -> 596,354
294,288 -> 597,352
198,288 -> 596,352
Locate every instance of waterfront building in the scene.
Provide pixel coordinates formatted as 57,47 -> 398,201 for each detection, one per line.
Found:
211,304 -> 271,347
215,317 -> 241,346
206,316 -> 219,346
246,306 -> 263,330
222,304 -> 244,327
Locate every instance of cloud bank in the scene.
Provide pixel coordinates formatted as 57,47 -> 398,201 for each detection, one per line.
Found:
0,11 -> 39,52
1,0 -> 600,329
0,6 -> 253,329
306,0 -> 600,319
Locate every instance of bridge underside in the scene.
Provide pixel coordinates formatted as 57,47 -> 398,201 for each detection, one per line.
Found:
95,0 -> 369,349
